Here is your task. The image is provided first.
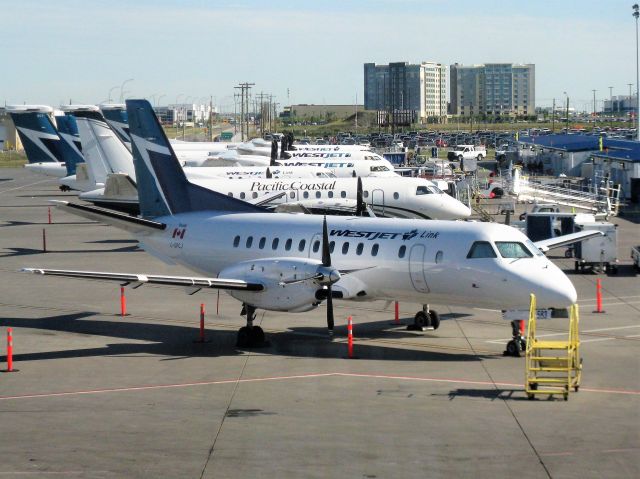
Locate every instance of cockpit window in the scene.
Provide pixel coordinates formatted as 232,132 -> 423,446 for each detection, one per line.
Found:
525,239 -> 545,257
370,165 -> 389,172
467,241 -> 497,258
416,185 -> 443,195
495,242 -> 533,258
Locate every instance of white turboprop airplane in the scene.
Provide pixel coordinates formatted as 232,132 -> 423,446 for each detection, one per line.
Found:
22,100 -> 594,352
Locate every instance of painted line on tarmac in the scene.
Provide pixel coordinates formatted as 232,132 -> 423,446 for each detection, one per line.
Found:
1,372 -> 638,401
0,178 -> 54,195
485,324 -> 640,344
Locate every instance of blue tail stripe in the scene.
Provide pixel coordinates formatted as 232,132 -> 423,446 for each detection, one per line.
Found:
125,99 -> 265,218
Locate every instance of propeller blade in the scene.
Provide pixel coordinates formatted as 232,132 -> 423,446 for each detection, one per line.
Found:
266,167 -> 272,179
356,176 -> 364,216
326,286 -> 334,334
322,216 -> 331,267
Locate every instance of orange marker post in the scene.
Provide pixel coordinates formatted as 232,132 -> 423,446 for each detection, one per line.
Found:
199,303 -> 206,342
347,316 -> 354,359
593,278 -> 605,313
120,287 -> 127,316
395,301 -> 400,325
6,328 -> 13,372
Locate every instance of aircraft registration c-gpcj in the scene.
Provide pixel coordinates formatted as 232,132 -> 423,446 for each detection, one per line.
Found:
22,99 -> 582,349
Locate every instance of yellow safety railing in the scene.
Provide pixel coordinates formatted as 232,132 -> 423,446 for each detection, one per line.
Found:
525,294 -> 581,401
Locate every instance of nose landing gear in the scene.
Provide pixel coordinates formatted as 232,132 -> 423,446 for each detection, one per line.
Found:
504,320 -> 526,357
237,303 -> 268,348
407,304 -> 440,331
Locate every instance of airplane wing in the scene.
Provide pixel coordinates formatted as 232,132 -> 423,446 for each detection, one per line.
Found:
21,268 -> 264,292
534,230 -> 604,253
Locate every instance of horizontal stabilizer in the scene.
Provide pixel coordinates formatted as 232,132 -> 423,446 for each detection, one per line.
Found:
21,268 -> 264,291
50,200 -> 165,234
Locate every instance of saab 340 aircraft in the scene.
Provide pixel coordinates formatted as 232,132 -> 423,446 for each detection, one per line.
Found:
22,100 -> 593,349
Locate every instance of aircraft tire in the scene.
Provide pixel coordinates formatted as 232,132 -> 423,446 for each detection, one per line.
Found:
237,327 -> 250,347
429,310 -> 440,330
505,339 -> 522,357
413,311 -> 430,329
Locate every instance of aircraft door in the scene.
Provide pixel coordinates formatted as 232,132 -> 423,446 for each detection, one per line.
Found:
371,188 -> 385,216
408,244 -> 430,293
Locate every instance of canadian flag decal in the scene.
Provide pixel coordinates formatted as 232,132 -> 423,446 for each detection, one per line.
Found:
172,227 -> 186,239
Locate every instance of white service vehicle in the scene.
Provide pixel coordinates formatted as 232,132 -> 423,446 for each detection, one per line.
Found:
448,144 -> 487,162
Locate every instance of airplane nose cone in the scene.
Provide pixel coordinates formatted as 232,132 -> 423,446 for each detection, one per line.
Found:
535,269 -> 577,308
440,195 -> 471,219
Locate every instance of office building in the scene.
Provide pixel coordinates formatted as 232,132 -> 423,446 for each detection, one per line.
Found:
449,63 -> 535,117
364,61 -> 447,123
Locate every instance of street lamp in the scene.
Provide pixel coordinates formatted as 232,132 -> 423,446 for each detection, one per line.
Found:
563,91 -> 569,133
119,78 -> 134,102
107,85 -> 119,103
634,4 -> 640,140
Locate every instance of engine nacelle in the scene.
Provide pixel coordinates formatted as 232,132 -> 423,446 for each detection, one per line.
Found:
220,257 -> 338,312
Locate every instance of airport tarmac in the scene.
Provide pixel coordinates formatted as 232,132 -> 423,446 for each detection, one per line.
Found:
0,167 -> 638,478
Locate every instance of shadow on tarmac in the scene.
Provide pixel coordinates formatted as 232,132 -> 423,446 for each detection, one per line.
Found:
1,312 -> 487,364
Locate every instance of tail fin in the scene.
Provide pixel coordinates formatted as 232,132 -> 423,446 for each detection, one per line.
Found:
54,115 -> 85,175
7,106 -> 65,164
73,110 -> 136,182
99,104 -> 132,151
125,99 -> 265,218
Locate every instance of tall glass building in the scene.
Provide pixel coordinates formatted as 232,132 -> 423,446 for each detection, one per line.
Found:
364,62 -> 447,123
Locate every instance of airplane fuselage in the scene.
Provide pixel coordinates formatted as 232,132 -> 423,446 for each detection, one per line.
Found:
140,212 -> 576,312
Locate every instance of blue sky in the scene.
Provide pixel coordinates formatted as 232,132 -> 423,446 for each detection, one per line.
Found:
0,0 -> 634,112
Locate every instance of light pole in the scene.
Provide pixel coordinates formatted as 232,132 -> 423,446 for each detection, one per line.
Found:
592,89 -> 597,121
157,94 -> 166,107
634,4 -> 640,140
563,91 -> 569,133
119,78 -> 134,102
107,85 -> 119,103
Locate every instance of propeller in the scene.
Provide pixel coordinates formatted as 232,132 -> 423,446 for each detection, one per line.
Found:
322,215 -> 334,336
280,137 -> 287,159
355,176 -> 365,217
270,140 -> 278,166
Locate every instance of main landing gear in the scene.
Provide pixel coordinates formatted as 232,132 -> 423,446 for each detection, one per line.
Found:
504,320 -> 526,357
236,303 -> 269,348
407,305 -> 440,331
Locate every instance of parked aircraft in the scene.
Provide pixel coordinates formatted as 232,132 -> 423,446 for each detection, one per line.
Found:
23,100 -> 585,350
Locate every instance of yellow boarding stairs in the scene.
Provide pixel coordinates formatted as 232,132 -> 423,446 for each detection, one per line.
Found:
525,294 -> 582,401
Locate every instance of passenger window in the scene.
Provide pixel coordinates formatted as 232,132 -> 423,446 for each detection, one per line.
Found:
233,235 -> 240,247
316,191 -> 321,198
363,191 -> 369,198
328,191 -> 334,198
467,241 -> 497,258
495,242 -> 533,258
356,243 -> 364,255
285,238 -> 292,251
393,192 -> 399,200
371,244 -> 379,256
290,191 -> 296,199
245,236 -> 253,248
312,240 -> 320,253
342,242 -> 349,254
435,251 -> 443,264
272,238 -> 279,250
341,191 -> 346,198
240,192 -> 246,199
298,239 -> 306,252
398,245 -> 406,258
228,192 -> 233,197
329,241 -> 335,253
416,186 -> 430,195
303,191 -> 309,199
258,237 -> 266,249
252,192 -> 258,199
